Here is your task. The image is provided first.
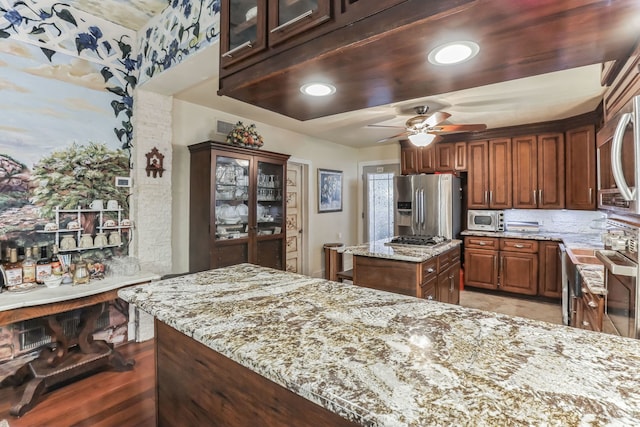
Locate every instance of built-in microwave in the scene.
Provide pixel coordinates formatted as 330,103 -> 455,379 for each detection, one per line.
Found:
467,210 -> 504,232
597,95 -> 640,215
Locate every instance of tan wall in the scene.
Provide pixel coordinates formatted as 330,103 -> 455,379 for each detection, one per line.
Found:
171,99 -> 399,277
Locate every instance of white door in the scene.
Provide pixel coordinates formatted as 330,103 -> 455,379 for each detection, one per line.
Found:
363,164 -> 400,242
286,163 -> 304,273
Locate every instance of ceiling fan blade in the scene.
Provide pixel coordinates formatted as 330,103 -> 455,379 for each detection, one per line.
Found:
428,124 -> 487,133
420,111 -> 451,128
366,124 -> 406,129
376,131 -> 409,143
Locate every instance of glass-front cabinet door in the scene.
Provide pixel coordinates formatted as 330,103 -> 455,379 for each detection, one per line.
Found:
214,156 -> 250,242
268,0 -> 331,46
220,0 -> 267,68
254,159 -> 286,270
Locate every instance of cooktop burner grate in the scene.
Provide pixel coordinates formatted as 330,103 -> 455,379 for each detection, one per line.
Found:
388,235 -> 448,246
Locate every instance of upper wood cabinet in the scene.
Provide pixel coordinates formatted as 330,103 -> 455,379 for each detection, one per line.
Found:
220,0 -> 268,68
400,141 -> 418,175
565,125 -> 596,210
268,0 -> 331,46
468,139 -> 512,209
512,133 -> 565,209
418,145 -> 435,173
435,142 -> 467,172
401,141 -> 467,174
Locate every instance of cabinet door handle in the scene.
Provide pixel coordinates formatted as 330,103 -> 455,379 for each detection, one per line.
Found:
426,268 -> 435,273
489,191 -> 493,204
538,189 -> 542,204
427,295 -> 433,300
514,244 -> 524,248
484,191 -> 488,204
478,241 -> 486,246
589,187 -> 593,203
222,41 -> 253,58
588,301 -> 598,308
271,10 -> 313,33
582,320 -> 590,327
533,190 -> 537,206
449,276 -> 454,292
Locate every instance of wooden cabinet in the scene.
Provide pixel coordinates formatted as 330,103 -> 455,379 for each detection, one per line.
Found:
220,0 -> 267,68
268,0 -> 332,46
539,241 -> 561,299
565,125 -> 596,210
468,139 -> 512,209
499,241 -> 538,296
188,141 -> 290,272
435,142 -> 467,172
352,246 -> 460,304
401,141 -> 466,174
464,236 -> 538,296
418,144 -> 436,173
512,134 -> 565,209
577,290 -> 604,332
603,41 -> 640,120
463,236 -> 499,290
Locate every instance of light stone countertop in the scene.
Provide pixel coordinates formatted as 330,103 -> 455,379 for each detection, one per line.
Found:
339,238 -> 461,262
0,272 -> 160,313
119,264 -> 640,426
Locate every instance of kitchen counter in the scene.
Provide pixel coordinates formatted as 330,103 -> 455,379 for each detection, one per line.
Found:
340,238 -> 461,262
119,264 -> 640,426
461,229 -> 604,249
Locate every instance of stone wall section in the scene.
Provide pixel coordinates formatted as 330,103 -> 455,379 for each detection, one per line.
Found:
131,90 -> 173,275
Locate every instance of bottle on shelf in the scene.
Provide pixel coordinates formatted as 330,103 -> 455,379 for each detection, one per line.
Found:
5,248 -> 23,287
36,245 -> 52,284
50,245 -> 62,275
22,247 -> 36,284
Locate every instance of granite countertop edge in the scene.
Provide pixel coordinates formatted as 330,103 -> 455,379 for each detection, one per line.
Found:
117,264 -> 640,426
340,238 -> 462,262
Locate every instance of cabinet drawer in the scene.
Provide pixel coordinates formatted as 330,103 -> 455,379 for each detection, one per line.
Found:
464,236 -> 499,250
422,258 -> 437,282
500,238 -> 538,253
437,247 -> 460,271
580,292 -> 603,332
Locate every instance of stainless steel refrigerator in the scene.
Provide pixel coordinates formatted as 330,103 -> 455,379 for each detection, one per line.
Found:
394,174 -> 462,239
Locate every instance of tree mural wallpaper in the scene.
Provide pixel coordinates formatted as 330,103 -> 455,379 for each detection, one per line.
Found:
0,1 -> 135,262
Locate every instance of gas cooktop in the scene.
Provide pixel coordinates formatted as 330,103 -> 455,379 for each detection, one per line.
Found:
388,235 -> 448,246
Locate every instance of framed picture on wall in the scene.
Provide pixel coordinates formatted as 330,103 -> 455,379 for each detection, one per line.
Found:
318,168 -> 343,213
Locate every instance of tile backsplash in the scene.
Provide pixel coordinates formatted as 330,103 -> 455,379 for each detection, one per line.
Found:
503,209 -> 606,233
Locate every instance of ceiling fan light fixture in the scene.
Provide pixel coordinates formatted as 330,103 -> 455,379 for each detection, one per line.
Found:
300,82 -> 336,97
408,132 -> 437,147
428,41 -> 479,65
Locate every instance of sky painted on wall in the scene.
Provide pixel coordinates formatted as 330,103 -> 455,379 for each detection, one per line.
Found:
0,39 -> 119,169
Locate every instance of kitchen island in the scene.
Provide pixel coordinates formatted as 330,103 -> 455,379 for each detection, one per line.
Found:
341,238 -> 461,303
119,264 -> 640,426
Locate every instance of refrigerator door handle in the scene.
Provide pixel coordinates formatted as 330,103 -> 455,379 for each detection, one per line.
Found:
420,189 -> 425,226
414,189 -> 420,232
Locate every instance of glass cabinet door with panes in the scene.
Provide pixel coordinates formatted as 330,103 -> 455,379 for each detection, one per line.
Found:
188,141 -> 290,272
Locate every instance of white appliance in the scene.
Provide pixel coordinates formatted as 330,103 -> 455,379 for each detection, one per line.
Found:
598,94 -> 640,215
467,209 -> 505,232
394,174 -> 461,239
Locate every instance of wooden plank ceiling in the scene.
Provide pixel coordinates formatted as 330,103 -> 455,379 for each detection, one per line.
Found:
219,0 -> 640,121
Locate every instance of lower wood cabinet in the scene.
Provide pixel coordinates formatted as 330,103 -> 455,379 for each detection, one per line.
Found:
464,236 -> 554,297
353,246 -> 460,304
539,242 -> 562,298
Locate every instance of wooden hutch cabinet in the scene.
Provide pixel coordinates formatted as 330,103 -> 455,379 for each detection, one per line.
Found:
188,141 -> 290,272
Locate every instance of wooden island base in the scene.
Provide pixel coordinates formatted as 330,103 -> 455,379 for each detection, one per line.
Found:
156,320 -> 358,427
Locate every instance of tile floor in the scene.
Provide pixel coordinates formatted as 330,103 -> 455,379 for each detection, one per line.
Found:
459,289 -> 563,325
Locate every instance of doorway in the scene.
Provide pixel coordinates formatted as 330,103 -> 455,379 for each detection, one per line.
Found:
286,162 -> 308,274
362,164 -> 401,242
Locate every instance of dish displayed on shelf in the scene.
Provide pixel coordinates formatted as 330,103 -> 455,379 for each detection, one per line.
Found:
103,219 -> 117,227
220,217 -> 241,224
6,283 -> 39,293
44,222 -> 58,231
257,204 -> 266,218
67,221 -> 80,230
236,203 -> 248,216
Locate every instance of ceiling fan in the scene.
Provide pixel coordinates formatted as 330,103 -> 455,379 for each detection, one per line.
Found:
368,106 -> 487,146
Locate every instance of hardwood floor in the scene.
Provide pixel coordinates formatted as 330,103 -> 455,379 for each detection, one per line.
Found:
0,340 -> 156,427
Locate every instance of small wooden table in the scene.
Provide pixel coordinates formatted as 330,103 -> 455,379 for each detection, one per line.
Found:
0,274 -> 157,417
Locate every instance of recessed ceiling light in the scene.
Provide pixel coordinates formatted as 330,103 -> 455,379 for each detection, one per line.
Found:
300,82 -> 336,97
428,41 -> 479,65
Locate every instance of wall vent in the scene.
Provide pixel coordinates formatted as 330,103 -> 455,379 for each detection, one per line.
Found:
216,119 -> 234,137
